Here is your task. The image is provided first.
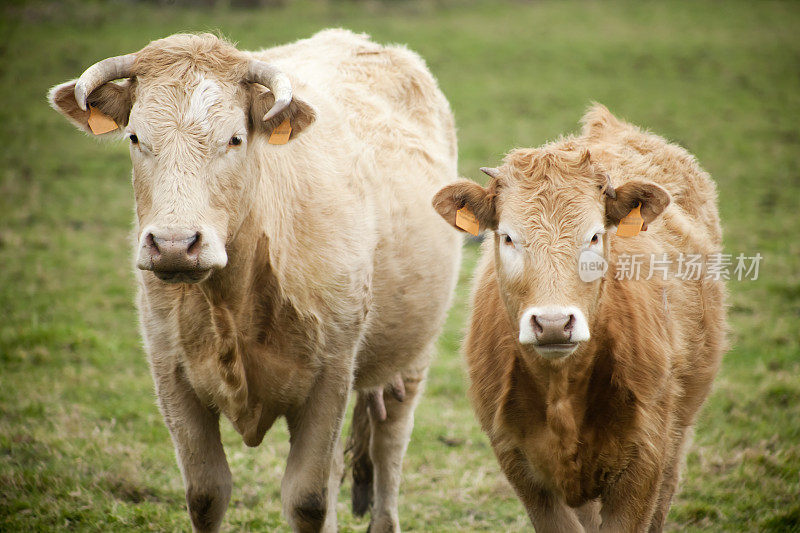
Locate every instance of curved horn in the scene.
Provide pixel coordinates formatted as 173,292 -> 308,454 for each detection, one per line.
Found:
247,60 -> 292,121
74,54 -> 136,111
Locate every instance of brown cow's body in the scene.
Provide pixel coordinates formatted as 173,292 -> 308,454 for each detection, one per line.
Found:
434,105 -> 726,532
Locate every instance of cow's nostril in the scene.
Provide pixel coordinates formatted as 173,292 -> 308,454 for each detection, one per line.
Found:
565,315 -> 575,332
187,232 -> 201,256
146,233 -> 160,255
531,315 -> 544,335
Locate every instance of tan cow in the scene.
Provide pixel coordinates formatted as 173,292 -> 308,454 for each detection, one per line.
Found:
49,30 -> 461,532
433,105 -> 726,532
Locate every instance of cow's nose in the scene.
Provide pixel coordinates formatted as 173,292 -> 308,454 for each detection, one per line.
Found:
531,313 -> 574,345
143,230 -> 202,271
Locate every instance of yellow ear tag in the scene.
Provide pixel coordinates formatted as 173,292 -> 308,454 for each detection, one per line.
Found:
268,118 -> 292,145
87,105 -> 118,135
616,202 -> 644,237
455,205 -> 480,236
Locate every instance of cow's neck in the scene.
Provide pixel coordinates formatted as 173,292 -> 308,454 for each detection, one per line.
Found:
521,343 -> 595,428
513,337 -> 609,504
183,206 -> 286,446
199,224 -> 257,303
519,337 -> 595,393
197,161 -> 280,306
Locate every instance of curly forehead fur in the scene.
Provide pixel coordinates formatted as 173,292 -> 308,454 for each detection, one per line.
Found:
133,33 -> 248,82
503,144 -> 604,189
497,143 -> 607,240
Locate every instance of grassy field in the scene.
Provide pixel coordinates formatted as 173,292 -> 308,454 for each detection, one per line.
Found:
1,0 -> 799,531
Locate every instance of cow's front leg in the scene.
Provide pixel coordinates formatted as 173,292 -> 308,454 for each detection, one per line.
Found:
153,362 -> 232,533
648,426 -> 692,533
600,457 -> 662,533
283,364 -> 351,533
493,446 -> 583,532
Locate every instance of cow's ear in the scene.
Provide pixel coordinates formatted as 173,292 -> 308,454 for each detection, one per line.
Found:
432,178 -> 499,233
248,85 -> 316,141
48,79 -> 133,136
605,180 -> 671,230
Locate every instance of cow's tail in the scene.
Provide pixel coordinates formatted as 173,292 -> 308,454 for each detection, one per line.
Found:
346,391 -> 373,517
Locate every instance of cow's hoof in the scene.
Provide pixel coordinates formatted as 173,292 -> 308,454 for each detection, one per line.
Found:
291,490 -> 327,532
367,511 -> 399,533
186,489 -> 226,533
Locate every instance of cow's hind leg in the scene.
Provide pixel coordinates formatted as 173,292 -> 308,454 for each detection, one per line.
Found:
153,363 -> 232,533
366,365 -> 428,533
349,393 -> 374,517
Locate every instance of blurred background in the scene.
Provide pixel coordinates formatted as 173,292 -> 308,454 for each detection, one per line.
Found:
1,1 -> 798,531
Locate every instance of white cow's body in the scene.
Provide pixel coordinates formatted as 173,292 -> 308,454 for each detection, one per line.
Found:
50,29 -> 461,532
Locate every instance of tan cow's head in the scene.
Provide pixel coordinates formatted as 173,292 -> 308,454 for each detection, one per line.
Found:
434,147 -> 670,360
49,34 -> 316,284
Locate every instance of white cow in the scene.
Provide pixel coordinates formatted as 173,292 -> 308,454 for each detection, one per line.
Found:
49,29 -> 461,532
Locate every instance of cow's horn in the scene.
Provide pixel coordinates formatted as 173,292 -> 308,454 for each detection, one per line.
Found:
74,54 -> 137,111
603,174 -> 616,199
247,60 -> 292,121
480,167 -> 501,179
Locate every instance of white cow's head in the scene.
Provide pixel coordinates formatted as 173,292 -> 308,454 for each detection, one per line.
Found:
49,34 -> 316,283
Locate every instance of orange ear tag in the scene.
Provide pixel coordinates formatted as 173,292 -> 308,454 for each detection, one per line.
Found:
268,118 -> 292,145
87,105 -> 118,135
616,202 -> 644,237
455,205 -> 480,236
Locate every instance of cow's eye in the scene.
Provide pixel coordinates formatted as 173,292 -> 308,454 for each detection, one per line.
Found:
591,233 -> 600,245
503,234 -> 514,246
229,136 -> 242,147
129,134 -> 139,145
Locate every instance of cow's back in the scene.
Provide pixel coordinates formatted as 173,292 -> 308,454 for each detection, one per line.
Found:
581,104 -> 722,250
580,105 -> 726,425
251,29 -> 456,182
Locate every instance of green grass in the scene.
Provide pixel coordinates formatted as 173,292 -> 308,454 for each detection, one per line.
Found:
1,0 -> 799,531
